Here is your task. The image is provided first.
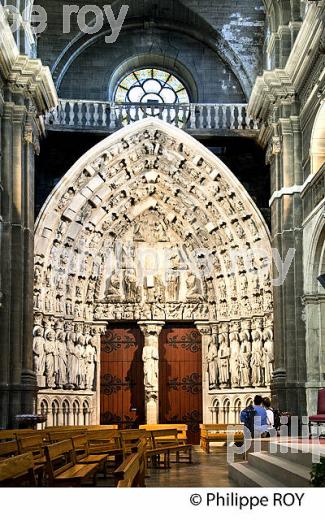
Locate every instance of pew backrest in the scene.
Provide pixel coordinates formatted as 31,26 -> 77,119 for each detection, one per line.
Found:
0,440 -> 19,460
0,452 -> 36,486
44,440 -> 76,480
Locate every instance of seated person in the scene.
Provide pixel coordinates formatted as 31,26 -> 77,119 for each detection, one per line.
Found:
240,395 -> 269,437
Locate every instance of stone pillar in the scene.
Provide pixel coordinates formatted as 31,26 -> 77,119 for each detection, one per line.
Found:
269,107 -> 306,417
90,323 -> 107,424
0,4 -> 57,427
138,321 -> 164,425
195,321 -> 213,424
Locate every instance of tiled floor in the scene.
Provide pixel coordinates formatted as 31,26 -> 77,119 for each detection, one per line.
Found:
98,447 -> 236,488
146,448 -> 234,488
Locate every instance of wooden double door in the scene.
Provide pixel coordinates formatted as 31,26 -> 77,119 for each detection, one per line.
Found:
100,323 -> 203,444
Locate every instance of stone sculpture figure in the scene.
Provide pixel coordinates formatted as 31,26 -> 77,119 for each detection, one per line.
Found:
218,333 -> 230,387
105,271 -> 122,300
142,336 -> 159,390
75,330 -> 86,390
251,329 -> 264,387
166,271 -> 180,302
263,327 -> 274,385
124,270 -> 138,302
33,326 -> 46,386
207,335 -> 219,389
44,328 -> 56,388
55,330 -> 67,388
229,332 -> 241,388
239,330 -> 251,387
186,272 -> 202,302
85,341 -> 97,390
66,325 -> 77,388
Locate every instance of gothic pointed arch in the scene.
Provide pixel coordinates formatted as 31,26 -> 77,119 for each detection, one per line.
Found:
34,118 -> 274,420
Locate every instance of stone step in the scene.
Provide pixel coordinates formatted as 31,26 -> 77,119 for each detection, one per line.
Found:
228,461 -> 286,488
248,452 -> 311,487
269,442 -> 325,467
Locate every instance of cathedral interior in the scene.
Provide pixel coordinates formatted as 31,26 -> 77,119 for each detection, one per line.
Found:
0,0 -> 324,459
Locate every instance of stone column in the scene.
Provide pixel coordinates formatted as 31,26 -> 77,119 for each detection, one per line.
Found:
138,321 -> 164,425
0,5 -> 57,427
270,106 -> 306,416
90,323 -> 107,424
195,321 -> 213,424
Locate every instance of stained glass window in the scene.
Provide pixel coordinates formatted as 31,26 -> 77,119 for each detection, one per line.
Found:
114,68 -> 190,126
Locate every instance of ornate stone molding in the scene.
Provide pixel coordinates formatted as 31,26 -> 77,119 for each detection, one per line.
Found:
0,4 -> 57,115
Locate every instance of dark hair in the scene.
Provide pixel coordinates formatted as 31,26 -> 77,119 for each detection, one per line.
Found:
254,395 -> 263,406
263,397 -> 271,408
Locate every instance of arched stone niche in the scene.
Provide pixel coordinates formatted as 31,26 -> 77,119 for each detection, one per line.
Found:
34,118 -> 274,424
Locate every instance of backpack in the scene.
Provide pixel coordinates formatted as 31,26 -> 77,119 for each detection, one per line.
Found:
240,405 -> 257,437
273,409 -> 288,431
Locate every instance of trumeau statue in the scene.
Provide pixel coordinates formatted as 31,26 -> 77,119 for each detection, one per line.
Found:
142,335 -> 159,390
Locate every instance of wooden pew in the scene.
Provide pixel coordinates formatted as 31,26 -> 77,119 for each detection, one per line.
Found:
0,440 -> 19,460
86,425 -> 118,431
0,429 -> 36,442
16,434 -> 48,486
150,429 -> 192,464
44,439 -> 99,486
17,434 -> 47,463
200,424 -> 244,454
72,435 -> 108,477
120,430 -> 148,457
86,430 -> 123,465
114,439 -> 146,488
47,429 -> 86,443
140,424 -> 188,444
0,453 -> 37,486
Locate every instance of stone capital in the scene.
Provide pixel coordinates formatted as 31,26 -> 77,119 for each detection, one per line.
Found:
138,321 -> 165,337
195,321 -> 212,336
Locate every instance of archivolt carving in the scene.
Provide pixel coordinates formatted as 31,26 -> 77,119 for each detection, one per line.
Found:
34,118 -> 273,390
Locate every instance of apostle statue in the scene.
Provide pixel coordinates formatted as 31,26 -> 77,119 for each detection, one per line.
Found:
217,333 -> 230,388
44,328 -> 56,389
33,326 -> 46,387
251,329 -> 264,387
229,332 -> 241,388
85,340 -> 97,390
55,329 -> 67,389
239,329 -> 251,387
263,327 -> 274,385
65,323 -> 77,389
207,335 -> 219,389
